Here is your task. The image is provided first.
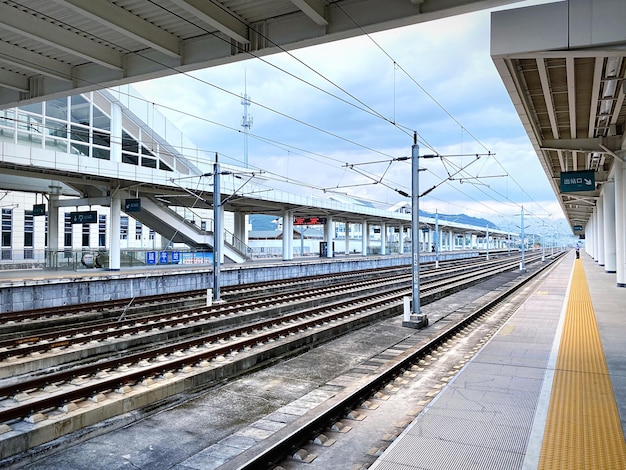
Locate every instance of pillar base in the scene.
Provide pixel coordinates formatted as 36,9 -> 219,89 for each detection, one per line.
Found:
402,314 -> 429,329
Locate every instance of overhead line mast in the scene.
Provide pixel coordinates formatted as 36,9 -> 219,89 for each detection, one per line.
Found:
241,72 -> 253,168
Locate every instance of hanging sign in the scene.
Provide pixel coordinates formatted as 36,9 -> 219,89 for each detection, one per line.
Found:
32,204 -> 46,216
70,211 -> 97,224
125,198 -> 141,212
560,170 -> 595,192
293,216 -> 327,225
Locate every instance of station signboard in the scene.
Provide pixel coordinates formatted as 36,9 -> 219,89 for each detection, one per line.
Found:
32,204 -> 46,216
70,210 -> 98,224
573,225 -> 583,232
293,216 -> 327,225
125,198 -> 141,212
560,170 -> 595,192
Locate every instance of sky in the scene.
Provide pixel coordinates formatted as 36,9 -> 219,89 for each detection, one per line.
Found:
133,0 -> 569,234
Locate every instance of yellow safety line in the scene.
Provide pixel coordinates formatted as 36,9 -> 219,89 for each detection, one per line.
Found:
539,259 -> 626,469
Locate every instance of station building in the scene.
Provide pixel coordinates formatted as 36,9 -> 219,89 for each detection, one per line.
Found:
0,87 -> 514,271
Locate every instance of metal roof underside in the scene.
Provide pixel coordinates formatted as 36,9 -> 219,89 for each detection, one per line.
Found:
0,0 -> 523,109
491,0 -> 626,236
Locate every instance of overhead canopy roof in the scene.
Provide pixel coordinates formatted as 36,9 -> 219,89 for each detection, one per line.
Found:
0,0 -> 523,109
491,0 -> 626,236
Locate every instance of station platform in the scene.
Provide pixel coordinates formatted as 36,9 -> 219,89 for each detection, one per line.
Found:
371,251 -> 626,469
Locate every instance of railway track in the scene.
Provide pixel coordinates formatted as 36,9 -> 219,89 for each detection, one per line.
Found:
0,252 -> 556,466
224,252 -> 568,469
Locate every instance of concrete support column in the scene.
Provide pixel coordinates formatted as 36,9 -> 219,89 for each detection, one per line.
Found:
585,212 -> 594,258
325,216 -> 334,258
288,213 -> 293,260
110,102 -> 122,163
361,221 -> 368,256
597,197 -> 605,266
616,159 -> 626,286
109,192 -> 121,270
282,210 -> 291,261
448,230 -> 453,251
380,223 -> 386,255
234,212 -> 247,246
345,222 -> 350,255
603,180 -> 616,273
47,187 -> 60,267
399,225 -> 405,254
595,207 -> 600,260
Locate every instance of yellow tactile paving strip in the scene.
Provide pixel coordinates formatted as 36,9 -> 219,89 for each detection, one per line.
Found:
539,259 -> 626,469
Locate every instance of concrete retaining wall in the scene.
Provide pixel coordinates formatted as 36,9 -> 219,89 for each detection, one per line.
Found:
0,252 -> 479,313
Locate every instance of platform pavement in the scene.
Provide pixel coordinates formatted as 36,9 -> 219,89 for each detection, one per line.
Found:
370,251 -> 626,469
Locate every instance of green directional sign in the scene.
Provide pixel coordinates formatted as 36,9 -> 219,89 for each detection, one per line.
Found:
560,170 -> 595,192
70,210 -> 98,224
125,198 -> 141,213
32,204 -> 46,216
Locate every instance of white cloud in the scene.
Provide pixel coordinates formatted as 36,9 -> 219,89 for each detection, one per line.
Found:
132,1 -> 567,227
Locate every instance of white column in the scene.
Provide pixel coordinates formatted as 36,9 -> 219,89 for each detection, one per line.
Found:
587,213 -> 593,259
109,192 -> 121,270
597,197 -> 605,266
345,222 -> 350,255
380,223 -> 386,255
234,212 -> 246,245
616,159 -> 626,286
325,216 -> 334,258
399,225 -> 405,254
47,186 -> 60,267
282,210 -> 290,261
603,179 -> 616,273
361,221 -> 368,256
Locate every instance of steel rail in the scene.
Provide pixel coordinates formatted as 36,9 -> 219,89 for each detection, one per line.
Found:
223,252 -> 567,469
0,253 -> 553,424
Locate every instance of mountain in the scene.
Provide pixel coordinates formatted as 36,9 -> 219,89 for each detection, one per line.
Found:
419,211 -> 498,229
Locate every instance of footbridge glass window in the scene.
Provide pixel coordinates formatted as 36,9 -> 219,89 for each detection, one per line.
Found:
45,98 -> 69,151
0,109 -> 16,141
16,103 -> 43,146
135,221 -> 142,240
1,209 -> 12,260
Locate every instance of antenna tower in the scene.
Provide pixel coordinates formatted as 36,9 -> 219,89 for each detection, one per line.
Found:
241,73 -> 253,167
